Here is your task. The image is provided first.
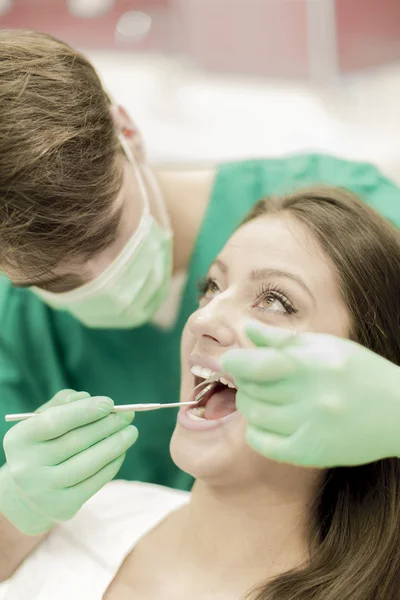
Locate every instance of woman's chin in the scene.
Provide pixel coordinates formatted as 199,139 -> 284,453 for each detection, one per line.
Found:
169,417 -> 254,484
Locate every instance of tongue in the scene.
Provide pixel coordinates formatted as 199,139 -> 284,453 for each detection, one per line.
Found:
204,386 -> 237,420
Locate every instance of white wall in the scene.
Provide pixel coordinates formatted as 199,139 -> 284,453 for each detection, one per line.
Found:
87,50 -> 400,184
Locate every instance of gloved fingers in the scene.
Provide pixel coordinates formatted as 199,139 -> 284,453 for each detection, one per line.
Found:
234,378 -> 298,405
15,396 -> 115,443
246,423 -> 329,468
245,321 -> 296,348
35,390 -> 89,413
61,454 -> 126,517
245,424 -> 293,463
285,427 -> 333,468
45,411 -> 135,465
222,347 -> 298,383
237,393 -> 298,436
246,322 -> 348,372
50,425 -> 138,488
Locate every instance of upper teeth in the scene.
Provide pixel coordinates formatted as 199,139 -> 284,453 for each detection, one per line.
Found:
190,365 -> 236,389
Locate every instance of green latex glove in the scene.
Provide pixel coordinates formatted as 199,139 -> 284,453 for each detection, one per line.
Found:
0,390 -> 137,535
222,322 -> 400,468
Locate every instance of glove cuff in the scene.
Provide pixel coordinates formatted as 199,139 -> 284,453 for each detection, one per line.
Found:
0,465 -> 54,536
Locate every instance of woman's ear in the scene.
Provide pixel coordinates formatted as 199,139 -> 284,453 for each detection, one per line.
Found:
109,104 -> 146,163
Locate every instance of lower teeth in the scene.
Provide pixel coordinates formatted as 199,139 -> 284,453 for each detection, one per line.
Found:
188,406 -> 206,420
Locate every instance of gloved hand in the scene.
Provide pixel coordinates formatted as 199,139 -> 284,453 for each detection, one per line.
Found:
0,390 -> 137,535
222,321 -> 400,468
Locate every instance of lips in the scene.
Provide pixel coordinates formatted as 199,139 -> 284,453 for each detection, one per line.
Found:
177,356 -> 239,432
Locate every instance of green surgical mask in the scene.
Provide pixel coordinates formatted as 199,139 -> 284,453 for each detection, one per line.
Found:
33,137 -> 173,329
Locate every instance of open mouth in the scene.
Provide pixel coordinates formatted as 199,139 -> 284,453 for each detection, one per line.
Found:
187,366 -> 238,422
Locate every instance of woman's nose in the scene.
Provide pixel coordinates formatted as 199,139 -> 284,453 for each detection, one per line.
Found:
187,298 -> 237,348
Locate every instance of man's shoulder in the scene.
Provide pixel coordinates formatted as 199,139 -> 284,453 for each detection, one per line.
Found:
0,276 -> 18,315
214,154 -> 400,228
0,278 -> 51,339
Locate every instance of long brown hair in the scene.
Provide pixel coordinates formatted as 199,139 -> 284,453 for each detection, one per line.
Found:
243,186 -> 400,600
0,29 -> 122,279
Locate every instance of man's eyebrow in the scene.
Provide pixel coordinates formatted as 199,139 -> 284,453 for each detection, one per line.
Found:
250,268 -> 316,303
13,273 -> 85,289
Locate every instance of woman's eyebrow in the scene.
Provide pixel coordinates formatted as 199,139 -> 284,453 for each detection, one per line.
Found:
250,268 -> 316,303
210,258 -> 228,273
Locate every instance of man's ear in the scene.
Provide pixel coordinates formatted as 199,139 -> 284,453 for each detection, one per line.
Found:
109,104 -> 146,163
109,104 -> 136,136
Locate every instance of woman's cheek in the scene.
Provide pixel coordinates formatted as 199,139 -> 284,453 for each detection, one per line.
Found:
180,323 -> 197,399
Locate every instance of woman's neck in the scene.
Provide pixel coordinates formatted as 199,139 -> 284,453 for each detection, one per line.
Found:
162,474 -> 318,595
189,479 -> 310,567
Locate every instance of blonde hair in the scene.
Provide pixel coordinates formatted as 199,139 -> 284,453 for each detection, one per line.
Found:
0,29 -> 123,279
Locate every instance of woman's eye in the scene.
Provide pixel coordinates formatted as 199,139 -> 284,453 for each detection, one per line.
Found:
204,280 -> 220,298
197,277 -> 221,301
255,293 -> 294,315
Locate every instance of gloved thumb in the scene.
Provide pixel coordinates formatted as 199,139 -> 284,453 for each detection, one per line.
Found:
245,321 -> 295,348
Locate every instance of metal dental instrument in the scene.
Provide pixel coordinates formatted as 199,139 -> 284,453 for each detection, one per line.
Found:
4,372 -> 224,422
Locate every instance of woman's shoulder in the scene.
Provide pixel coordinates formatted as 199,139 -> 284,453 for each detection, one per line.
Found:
61,480 -> 190,549
0,482 -> 189,600
82,479 -> 190,519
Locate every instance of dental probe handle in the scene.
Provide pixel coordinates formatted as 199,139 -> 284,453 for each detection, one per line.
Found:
5,378 -> 221,422
5,403 -> 178,421
4,391 -> 214,422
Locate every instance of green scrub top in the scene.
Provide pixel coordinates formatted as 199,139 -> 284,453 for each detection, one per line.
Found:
0,155 -> 399,492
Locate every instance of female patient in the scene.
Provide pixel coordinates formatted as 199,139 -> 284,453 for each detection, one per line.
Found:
1,185 -> 399,600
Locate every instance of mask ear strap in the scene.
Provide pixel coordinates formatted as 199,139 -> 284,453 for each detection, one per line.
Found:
119,132 -> 172,235
108,85 -> 171,233
118,133 -> 150,220
141,163 -> 172,234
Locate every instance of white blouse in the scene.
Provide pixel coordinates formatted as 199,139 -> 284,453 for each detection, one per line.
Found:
0,480 -> 189,600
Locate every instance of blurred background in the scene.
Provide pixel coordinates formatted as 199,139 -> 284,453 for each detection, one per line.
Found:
1,0 -> 400,182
